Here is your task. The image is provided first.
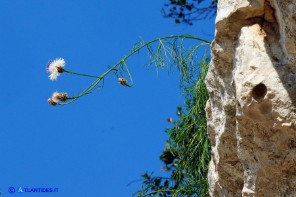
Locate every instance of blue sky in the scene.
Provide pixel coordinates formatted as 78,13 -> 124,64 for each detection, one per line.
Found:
0,1 -> 214,196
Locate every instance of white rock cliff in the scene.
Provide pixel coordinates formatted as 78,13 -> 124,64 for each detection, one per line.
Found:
206,0 -> 296,196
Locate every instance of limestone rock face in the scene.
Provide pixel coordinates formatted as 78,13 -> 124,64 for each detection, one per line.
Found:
206,0 -> 296,196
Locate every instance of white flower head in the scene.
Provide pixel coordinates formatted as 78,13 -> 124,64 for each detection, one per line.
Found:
47,58 -> 65,80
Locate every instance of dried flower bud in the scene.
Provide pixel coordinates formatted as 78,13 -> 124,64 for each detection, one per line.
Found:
118,78 -> 128,86
48,98 -> 58,106
53,91 -> 68,102
58,92 -> 68,101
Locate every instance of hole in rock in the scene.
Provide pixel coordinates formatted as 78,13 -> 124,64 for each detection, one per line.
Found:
251,83 -> 267,101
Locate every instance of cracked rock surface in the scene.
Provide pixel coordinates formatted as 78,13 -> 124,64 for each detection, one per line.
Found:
206,0 -> 296,196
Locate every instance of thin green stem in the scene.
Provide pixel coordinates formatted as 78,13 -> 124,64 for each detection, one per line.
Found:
63,69 -> 100,78
122,61 -> 133,87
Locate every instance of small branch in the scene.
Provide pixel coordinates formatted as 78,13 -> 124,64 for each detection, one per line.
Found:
58,35 -> 210,105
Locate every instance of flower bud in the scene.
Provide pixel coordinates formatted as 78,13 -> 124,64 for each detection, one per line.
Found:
47,98 -> 58,106
53,91 -> 68,102
118,78 -> 128,86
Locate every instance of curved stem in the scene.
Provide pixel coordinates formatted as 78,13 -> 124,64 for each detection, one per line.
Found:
59,34 -> 210,105
122,61 -> 133,87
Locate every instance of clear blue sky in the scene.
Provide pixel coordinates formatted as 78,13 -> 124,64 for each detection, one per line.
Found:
0,1 -> 214,196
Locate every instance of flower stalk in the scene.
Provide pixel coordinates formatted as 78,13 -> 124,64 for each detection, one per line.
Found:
46,34 -> 210,106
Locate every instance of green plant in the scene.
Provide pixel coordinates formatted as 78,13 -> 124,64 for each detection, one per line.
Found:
46,34 -> 211,197
46,35 -> 209,105
134,56 -> 210,197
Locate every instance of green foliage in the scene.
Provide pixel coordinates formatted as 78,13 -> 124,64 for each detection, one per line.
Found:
169,57 -> 210,196
162,0 -> 218,25
134,57 -> 210,197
